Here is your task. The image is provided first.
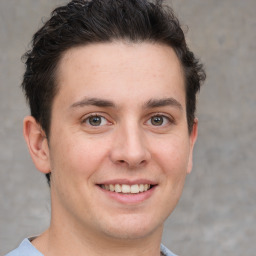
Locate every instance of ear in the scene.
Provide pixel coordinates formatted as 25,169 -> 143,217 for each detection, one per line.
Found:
23,116 -> 51,174
187,118 -> 198,174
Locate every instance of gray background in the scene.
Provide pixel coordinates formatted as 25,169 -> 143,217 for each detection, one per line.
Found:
0,0 -> 255,255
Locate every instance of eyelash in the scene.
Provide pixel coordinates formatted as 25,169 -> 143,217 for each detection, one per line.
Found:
82,114 -> 110,127
146,113 -> 174,127
81,113 -> 174,128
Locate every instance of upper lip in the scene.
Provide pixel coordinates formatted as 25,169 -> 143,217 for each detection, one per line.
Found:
97,179 -> 157,186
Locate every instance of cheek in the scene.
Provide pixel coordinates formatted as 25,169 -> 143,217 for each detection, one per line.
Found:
151,136 -> 191,176
50,134 -> 110,180
49,136 -> 102,205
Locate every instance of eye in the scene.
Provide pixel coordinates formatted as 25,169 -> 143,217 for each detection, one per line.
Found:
84,115 -> 108,126
147,115 -> 171,126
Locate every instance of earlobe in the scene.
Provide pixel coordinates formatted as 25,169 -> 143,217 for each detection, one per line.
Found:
23,116 -> 51,174
187,118 -> 198,174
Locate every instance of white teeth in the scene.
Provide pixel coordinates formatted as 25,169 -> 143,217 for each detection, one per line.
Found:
144,184 -> 150,190
139,184 -> 144,192
109,184 -> 115,192
122,184 -> 130,193
101,184 -> 151,194
115,184 -> 122,193
131,184 -> 139,194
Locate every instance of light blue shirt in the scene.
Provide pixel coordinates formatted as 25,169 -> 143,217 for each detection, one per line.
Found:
6,238 -> 177,256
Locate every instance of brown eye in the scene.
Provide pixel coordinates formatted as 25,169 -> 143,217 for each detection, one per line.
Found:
86,115 -> 107,126
146,115 -> 171,127
151,116 -> 164,126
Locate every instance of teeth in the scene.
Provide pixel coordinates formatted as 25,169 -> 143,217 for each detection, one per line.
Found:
122,184 -> 130,193
101,184 -> 151,194
115,184 -> 122,193
139,184 -> 144,192
109,184 -> 115,192
131,184 -> 139,194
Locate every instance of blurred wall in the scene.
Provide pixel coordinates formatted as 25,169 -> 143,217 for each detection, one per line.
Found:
0,0 -> 255,255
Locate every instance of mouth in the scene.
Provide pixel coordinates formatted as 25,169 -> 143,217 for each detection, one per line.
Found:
98,184 -> 154,194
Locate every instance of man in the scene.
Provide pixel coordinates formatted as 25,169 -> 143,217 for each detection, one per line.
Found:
6,0 -> 205,255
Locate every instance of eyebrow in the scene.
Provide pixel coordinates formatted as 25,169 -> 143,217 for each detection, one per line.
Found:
70,97 -> 115,108
144,98 -> 183,110
70,97 -> 183,111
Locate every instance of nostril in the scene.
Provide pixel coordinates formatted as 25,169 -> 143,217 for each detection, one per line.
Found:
116,160 -> 127,166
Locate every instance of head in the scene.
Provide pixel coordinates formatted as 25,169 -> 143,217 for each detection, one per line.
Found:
22,0 -> 206,242
22,0 -> 205,184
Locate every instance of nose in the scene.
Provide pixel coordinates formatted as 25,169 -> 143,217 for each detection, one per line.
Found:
109,123 -> 151,168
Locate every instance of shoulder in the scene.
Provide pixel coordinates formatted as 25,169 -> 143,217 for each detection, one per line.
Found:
5,239 -> 43,256
161,244 -> 178,256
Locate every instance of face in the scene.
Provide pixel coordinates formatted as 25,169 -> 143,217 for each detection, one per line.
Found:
44,42 -> 197,240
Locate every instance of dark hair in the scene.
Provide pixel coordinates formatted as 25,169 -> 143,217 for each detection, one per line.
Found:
22,0 -> 205,184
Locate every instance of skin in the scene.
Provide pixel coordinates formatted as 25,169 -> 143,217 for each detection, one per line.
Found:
24,42 -> 198,256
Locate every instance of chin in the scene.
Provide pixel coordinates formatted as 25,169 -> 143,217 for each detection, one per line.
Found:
100,215 -> 163,241
103,228 -> 154,240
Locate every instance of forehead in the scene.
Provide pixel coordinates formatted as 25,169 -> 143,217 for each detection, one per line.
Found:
55,42 -> 185,108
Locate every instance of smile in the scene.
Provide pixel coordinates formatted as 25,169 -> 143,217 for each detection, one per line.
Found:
100,184 -> 152,194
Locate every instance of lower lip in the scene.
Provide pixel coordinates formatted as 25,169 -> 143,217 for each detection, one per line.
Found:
97,185 -> 157,204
